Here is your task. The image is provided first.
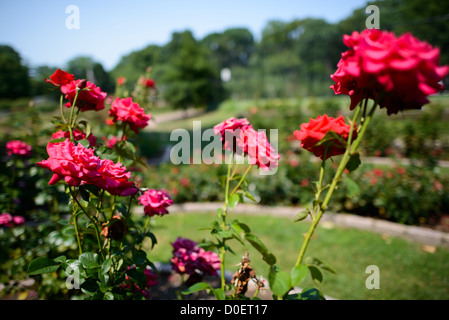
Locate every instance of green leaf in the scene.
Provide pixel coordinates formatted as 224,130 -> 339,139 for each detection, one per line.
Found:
124,141 -> 136,155
294,209 -> 310,222
301,287 -> 325,300
291,264 -> 308,287
81,278 -> 99,295
101,258 -> 112,275
306,257 -> 337,274
126,268 -> 146,289
216,208 -> 224,218
78,139 -> 90,148
315,131 -> 346,147
53,255 -> 67,263
49,137 -> 66,143
244,233 -> 276,265
230,220 -> 251,240
133,249 -> 148,265
346,153 -> 361,172
229,193 -> 240,210
79,252 -> 100,269
181,282 -> 213,295
212,288 -> 226,300
269,266 -> 291,297
244,191 -> 258,203
215,229 -> 234,239
308,266 -> 323,285
345,176 -> 360,197
82,184 -> 100,197
104,292 -> 114,300
27,257 -> 60,275
79,187 -> 90,202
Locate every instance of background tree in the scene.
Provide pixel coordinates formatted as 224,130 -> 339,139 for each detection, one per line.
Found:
111,45 -> 162,92
66,56 -> 115,93
0,45 -> 30,99
159,30 -> 226,110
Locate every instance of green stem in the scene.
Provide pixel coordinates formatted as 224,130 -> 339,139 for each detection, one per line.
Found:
230,164 -> 252,196
294,99 -> 372,267
68,187 -> 83,255
69,187 -> 105,260
312,160 -> 326,219
73,213 -> 83,255
220,152 -> 234,290
60,94 -> 67,123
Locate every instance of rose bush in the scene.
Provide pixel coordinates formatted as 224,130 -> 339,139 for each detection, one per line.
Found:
25,68 -> 181,300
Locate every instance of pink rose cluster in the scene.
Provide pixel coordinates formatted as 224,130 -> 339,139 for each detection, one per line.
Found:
37,139 -> 137,196
6,140 -> 32,158
330,29 -> 449,115
0,213 -> 25,228
138,189 -> 173,217
213,117 -> 280,171
170,237 -> 221,277
109,97 -> 151,134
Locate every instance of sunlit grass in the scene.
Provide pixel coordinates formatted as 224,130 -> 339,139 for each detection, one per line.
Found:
143,211 -> 449,300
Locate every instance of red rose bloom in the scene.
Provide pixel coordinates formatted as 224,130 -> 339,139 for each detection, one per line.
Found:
109,97 -> 151,133
116,77 -> 126,86
61,79 -> 107,112
138,189 -> 173,217
6,140 -> 32,157
45,69 -> 75,87
294,114 -> 356,160
331,29 -> 449,115
140,77 -> 155,89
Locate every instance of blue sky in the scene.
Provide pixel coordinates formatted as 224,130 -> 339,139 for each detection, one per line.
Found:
0,0 -> 369,71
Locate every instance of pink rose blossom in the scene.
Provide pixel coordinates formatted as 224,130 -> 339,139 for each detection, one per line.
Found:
0,213 -> 25,228
138,189 -> 173,217
61,79 -> 107,112
0,213 -> 13,227
109,97 -> 151,133
170,237 -> 221,277
330,29 -> 449,115
12,216 -> 25,226
6,140 -> 32,157
37,139 -> 137,196
214,118 -> 280,170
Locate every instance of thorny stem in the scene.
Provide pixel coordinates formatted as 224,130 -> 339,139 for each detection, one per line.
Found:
230,164 -> 252,196
69,186 -> 105,261
294,98 -> 379,268
60,94 -> 67,123
220,152 -> 234,290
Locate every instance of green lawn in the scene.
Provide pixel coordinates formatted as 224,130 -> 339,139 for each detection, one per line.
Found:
142,211 -> 449,300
